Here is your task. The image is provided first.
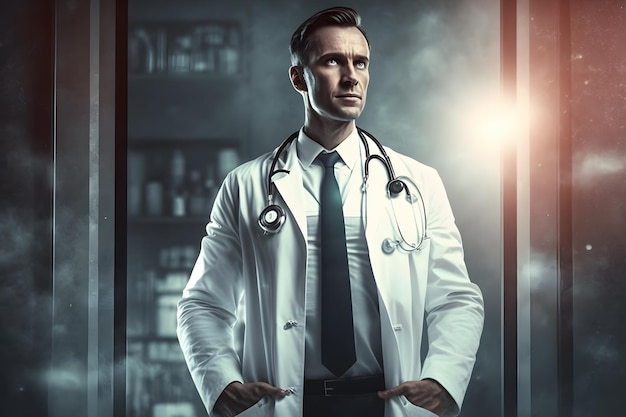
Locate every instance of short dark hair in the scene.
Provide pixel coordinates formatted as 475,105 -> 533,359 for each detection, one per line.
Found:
289,7 -> 370,67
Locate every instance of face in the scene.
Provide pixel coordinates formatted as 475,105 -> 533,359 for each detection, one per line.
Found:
295,25 -> 370,123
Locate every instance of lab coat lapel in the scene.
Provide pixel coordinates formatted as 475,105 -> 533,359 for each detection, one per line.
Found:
363,151 -> 408,388
363,151 -> 394,300
364,152 -> 391,256
272,143 -> 307,241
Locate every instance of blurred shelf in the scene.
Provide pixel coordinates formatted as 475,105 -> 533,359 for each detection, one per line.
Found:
125,3 -> 249,416
128,73 -> 239,81
127,137 -> 240,147
128,216 -> 209,225
129,335 -> 179,343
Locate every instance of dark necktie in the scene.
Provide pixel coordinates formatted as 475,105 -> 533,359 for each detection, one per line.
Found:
317,151 -> 356,376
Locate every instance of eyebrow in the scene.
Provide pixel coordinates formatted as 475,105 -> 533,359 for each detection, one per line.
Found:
318,52 -> 370,63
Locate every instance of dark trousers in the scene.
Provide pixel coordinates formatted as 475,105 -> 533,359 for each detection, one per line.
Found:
303,393 -> 385,417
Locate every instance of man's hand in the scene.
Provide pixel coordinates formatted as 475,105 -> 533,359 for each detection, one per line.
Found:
214,381 -> 286,417
377,379 -> 453,417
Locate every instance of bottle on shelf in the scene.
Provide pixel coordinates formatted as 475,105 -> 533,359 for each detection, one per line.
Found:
168,35 -> 193,73
128,151 -> 145,216
155,27 -> 167,73
129,20 -> 240,77
171,184 -> 188,217
128,27 -> 155,74
219,25 -> 240,75
204,163 -> 217,205
169,149 -> 187,217
145,179 -> 164,216
156,294 -> 179,337
192,25 -> 218,73
188,169 -> 208,217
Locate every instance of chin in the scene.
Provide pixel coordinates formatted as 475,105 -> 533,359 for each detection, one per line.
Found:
316,106 -> 363,122
333,108 -> 363,120
341,111 -> 363,121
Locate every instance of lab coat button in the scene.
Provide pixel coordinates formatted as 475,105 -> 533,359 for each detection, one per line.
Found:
283,320 -> 298,330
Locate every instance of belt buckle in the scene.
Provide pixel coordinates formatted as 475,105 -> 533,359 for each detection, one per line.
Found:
323,379 -> 337,397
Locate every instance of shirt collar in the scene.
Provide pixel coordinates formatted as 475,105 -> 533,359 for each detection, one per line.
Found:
296,127 -> 360,170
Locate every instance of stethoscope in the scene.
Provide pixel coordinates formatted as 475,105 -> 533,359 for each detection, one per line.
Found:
258,127 -> 428,252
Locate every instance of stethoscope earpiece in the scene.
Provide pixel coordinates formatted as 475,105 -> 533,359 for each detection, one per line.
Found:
258,204 -> 286,234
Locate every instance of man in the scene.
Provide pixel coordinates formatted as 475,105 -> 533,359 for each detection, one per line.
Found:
177,7 -> 483,417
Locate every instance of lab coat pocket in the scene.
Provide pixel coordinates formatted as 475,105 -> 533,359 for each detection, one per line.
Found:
401,396 -> 438,417
235,398 -> 270,417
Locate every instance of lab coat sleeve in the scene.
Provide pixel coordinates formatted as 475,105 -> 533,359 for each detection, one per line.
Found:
419,170 -> 485,417
177,171 -> 244,417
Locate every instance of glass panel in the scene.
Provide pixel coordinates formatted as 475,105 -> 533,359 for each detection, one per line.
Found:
126,1 -> 501,416
570,1 -> 626,415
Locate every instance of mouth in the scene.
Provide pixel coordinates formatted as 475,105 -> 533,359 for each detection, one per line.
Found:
335,93 -> 362,100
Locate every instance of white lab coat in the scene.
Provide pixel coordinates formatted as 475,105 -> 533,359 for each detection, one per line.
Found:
177,136 -> 484,417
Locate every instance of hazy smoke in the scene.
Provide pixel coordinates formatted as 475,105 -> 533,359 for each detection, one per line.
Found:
576,151 -> 626,185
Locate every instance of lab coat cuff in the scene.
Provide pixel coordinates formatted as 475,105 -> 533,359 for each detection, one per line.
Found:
206,367 -> 244,417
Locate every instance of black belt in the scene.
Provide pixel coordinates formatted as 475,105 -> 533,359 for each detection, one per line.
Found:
304,374 -> 385,397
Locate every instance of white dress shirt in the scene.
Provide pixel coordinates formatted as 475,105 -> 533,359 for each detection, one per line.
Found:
296,128 -> 384,380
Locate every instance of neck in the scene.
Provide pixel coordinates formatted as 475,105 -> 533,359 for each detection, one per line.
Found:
303,117 -> 356,150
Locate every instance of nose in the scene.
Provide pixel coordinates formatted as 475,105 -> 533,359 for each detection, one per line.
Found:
342,63 -> 359,87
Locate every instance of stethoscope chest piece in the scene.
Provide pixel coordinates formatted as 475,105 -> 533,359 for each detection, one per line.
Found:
258,204 -> 286,234
382,238 -> 398,254
388,179 -> 405,196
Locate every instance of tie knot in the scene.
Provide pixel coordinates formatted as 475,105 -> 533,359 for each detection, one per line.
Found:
318,151 -> 340,169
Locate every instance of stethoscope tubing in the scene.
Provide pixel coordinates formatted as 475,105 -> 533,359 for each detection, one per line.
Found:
358,127 -> 397,181
259,127 -> 428,251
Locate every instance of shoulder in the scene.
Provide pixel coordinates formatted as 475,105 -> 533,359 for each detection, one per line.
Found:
212,151 -> 274,210
224,151 -> 273,184
380,146 -> 453,206
383,146 -> 440,181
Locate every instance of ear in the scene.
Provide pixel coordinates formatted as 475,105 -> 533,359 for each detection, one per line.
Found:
289,66 -> 307,92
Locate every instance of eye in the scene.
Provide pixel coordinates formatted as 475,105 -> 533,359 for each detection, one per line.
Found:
327,58 -> 338,65
355,61 -> 367,69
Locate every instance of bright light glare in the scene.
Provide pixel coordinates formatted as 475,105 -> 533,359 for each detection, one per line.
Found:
460,98 -> 529,148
